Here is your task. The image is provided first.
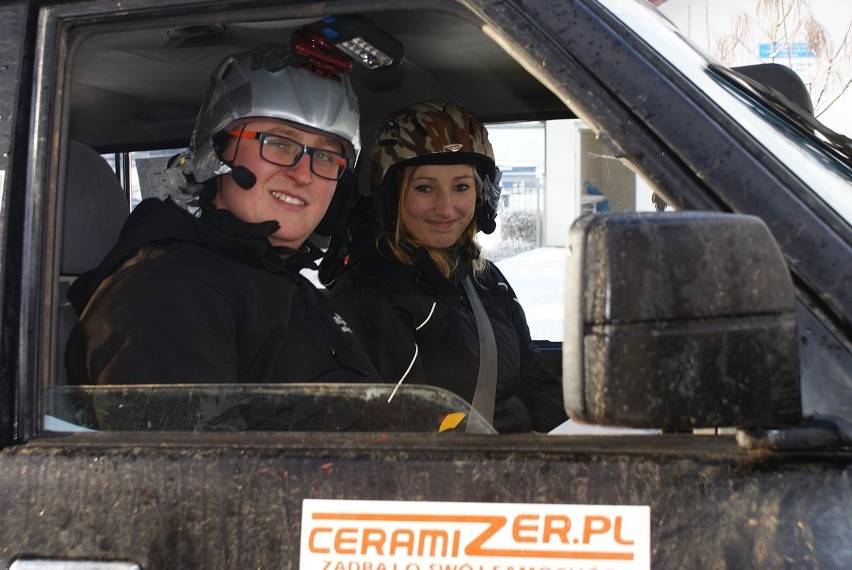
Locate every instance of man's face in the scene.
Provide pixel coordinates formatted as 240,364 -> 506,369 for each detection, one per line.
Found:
213,119 -> 344,250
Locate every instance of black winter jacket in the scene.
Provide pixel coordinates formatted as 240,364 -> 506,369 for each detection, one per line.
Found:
328,242 -> 568,433
66,198 -> 380,385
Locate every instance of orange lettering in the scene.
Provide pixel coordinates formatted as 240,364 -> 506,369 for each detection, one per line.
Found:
308,527 -> 332,554
419,529 -> 451,556
464,516 -> 507,555
582,515 -> 611,544
512,514 -> 539,543
389,529 -> 415,555
614,516 -> 634,545
334,527 -> 358,554
361,528 -> 386,554
543,515 -> 571,543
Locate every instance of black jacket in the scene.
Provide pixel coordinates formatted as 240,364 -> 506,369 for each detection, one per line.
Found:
328,241 -> 567,433
66,198 -> 380,385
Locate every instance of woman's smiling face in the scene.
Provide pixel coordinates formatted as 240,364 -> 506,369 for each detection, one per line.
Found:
401,163 -> 476,249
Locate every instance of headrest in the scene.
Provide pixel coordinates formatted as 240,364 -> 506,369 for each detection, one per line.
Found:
61,140 -> 128,274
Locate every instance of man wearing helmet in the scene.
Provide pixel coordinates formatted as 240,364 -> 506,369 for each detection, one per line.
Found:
328,101 -> 567,433
65,43 -> 380,385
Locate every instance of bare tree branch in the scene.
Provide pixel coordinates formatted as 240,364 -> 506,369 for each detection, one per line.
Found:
712,0 -> 851,118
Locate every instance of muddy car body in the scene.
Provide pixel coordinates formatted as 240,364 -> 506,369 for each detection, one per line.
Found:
0,0 -> 850,568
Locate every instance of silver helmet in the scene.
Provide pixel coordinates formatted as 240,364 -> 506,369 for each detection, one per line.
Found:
184,43 -> 361,186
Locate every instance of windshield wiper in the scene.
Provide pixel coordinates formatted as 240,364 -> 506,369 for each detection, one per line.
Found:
710,63 -> 852,168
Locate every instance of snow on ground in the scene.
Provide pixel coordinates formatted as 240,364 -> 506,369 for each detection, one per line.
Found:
493,247 -> 566,342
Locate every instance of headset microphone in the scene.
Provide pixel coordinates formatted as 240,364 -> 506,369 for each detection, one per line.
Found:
230,164 -> 257,190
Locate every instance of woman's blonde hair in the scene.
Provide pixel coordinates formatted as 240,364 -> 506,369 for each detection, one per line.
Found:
381,165 -> 486,279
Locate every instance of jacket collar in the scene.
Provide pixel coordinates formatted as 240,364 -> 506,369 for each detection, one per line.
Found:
69,197 -> 324,313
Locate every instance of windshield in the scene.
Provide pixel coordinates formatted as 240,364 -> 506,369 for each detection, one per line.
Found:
598,0 -> 852,225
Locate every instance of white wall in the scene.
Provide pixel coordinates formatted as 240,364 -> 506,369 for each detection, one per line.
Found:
657,0 -> 852,135
544,120 -> 581,247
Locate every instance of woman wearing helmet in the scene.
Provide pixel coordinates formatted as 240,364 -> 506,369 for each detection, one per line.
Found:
65,42 -> 380,386
329,101 -> 567,433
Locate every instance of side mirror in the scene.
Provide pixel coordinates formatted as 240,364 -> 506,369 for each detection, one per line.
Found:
563,212 -> 802,430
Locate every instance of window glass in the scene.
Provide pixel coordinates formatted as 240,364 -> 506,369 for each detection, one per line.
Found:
59,8 -> 676,434
103,149 -> 182,208
482,120 -> 665,342
74,115 -> 819,438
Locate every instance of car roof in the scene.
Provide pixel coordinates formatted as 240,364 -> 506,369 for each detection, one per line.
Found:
68,6 -> 570,152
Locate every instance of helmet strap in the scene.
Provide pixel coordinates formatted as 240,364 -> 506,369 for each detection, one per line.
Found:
475,169 -> 502,235
314,170 -> 359,237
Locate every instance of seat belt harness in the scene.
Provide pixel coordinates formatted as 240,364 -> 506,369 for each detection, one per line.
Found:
462,276 -> 498,429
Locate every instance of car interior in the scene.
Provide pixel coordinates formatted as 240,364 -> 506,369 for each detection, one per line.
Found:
55,6 -> 576,393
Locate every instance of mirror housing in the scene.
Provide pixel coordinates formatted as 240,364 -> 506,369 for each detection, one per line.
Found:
563,212 -> 801,430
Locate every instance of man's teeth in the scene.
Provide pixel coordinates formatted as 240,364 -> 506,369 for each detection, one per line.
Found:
271,191 -> 305,206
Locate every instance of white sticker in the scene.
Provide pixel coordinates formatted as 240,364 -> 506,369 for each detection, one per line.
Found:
301,499 -> 650,570
0,169 -> 5,208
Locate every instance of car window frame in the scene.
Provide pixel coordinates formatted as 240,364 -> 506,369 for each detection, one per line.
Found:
12,0 -> 850,443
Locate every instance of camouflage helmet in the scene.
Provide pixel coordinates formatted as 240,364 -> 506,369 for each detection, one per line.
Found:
370,100 -> 501,234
